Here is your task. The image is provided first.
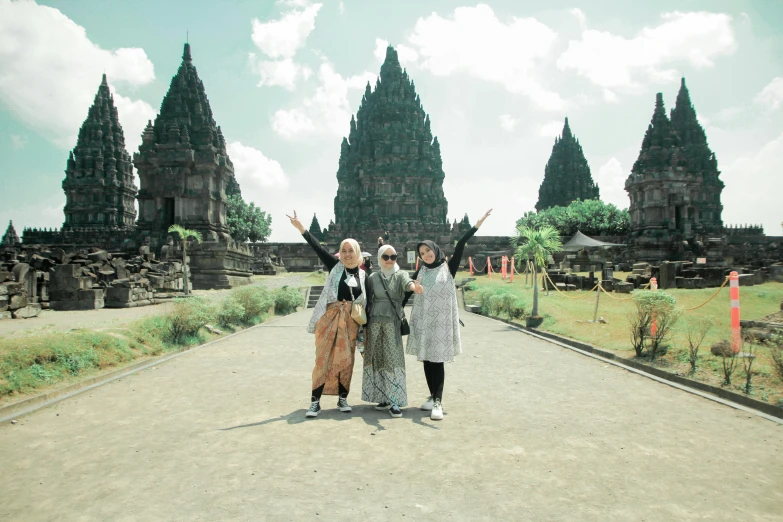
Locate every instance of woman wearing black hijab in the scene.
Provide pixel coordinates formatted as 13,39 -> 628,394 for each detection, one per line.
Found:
405,209 -> 492,420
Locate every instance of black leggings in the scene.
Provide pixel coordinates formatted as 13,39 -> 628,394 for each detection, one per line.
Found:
422,361 -> 445,401
311,378 -> 348,401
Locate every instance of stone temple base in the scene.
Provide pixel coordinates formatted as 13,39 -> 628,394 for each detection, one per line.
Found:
189,239 -> 252,290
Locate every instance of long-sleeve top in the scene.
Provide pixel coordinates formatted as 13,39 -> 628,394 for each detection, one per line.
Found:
402,226 -> 478,306
302,230 -> 362,301
366,270 -> 413,324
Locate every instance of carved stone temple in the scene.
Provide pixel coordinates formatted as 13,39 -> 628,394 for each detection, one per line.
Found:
63,74 -> 138,232
133,43 -> 251,288
625,79 -> 725,261
328,45 -> 451,245
536,117 -> 600,211
2,221 -> 20,247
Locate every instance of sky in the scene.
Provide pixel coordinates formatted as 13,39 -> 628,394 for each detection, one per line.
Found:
0,0 -> 781,243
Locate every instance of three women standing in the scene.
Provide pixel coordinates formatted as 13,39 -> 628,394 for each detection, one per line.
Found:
405,209 -> 492,420
287,211 -> 366,418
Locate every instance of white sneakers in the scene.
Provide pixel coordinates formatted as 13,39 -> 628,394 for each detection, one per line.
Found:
305,399 -> 321,418
420,396 -> 443,420
430,399 -> 443,421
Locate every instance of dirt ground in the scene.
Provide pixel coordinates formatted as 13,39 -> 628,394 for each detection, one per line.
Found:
1,309 -> 781,521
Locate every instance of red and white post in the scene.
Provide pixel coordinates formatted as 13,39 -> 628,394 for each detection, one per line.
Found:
469,256 -> 474,276
730,271 -> 741,353
510,256 -> 515,283
487,257 -> 492,278
650,277 -> 658,336
501,256 -> 508,279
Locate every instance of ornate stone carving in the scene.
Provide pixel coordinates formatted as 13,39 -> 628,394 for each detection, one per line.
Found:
62,74 -> 137,231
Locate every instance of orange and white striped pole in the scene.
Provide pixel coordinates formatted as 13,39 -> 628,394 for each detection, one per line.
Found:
650,277 -> 658,336
730,271 -> 740,353
487,257 -> 492,278
501,256 -> 508,279
469,256 -> 474,275
510,256 -> 515,283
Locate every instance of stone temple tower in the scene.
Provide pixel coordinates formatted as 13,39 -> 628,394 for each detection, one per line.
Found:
62,74 -> 137,231
624,79 -> 725,261
133,43 -> 251,288
331,45 -> 450,243
536,117 -> 599,211
134,43 -> 233,239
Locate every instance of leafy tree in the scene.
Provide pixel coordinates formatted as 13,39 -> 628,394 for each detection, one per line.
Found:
512,225 -> 563,318
516,199 -> 630,237
226,194 -> 272,243
168,224 -> 202,296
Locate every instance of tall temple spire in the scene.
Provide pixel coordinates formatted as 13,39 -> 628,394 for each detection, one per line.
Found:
535,117 -> 599,211
62,73 -> 137,231
625,84 -> 724,244
2,220 -> 20,246
134,42 -> 235,238
332,44 -> 449,239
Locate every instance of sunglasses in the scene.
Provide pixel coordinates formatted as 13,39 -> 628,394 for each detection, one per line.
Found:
381,254 -> 398,261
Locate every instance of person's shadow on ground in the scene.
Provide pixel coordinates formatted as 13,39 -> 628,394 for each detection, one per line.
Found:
219,404 -> 440,433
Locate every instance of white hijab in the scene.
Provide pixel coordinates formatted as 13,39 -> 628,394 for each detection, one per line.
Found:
378,244 -> 400,279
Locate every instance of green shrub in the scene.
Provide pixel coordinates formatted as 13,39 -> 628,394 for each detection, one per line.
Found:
217,294 -> 247,326
230,285 -> 274,323
488,294 -> 505,316
274,286 -> 304,315
629,291 -> 680,360
166,297 -> 215,344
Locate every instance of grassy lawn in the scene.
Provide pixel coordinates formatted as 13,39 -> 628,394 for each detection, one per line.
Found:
461,271 -> 783,407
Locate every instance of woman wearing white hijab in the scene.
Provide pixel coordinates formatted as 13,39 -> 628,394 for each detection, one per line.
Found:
362,245 -> 422,417
288,211 -> 367,418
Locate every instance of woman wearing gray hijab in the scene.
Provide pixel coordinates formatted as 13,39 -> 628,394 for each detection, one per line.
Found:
362,244 -> 422,417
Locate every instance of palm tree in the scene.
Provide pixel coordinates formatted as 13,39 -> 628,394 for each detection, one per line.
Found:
512,225 -> 563,321
168,224 -> 202,296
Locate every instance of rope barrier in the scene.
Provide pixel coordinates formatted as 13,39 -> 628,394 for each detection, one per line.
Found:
682,276 -> 729,311
542,269 -> 600,299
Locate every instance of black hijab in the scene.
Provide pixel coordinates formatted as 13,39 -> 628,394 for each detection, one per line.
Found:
417,240 -> 447,269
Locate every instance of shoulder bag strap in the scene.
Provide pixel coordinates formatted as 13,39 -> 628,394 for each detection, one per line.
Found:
378,275 -> 404,322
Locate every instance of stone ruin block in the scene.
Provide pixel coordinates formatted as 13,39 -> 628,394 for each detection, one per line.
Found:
615,282 -> 634,293
676,277 -> 707,289
12,303 -> 42,319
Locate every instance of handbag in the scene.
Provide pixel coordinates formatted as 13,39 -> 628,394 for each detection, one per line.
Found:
349,286 -> 367,325
378,275 -> 410,336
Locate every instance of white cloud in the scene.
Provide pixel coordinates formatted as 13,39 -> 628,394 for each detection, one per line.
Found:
227,142 -> 289,198
109,86 -> 157,156
339,1 -> 345,14
373,38 -> 419,67
276,0 -> 312,7
251,4 -> 321,59
596,157 -> 629,209
0,0 -> 156,150
539,120 -> 563,138
754,77 -> 783,110
249,4 -> 322,90
405,4 -> 564,111
10,134 -> 27,149
721,132 -> 783,234
602,88 -> 618,103
499,114 -> 518,132
248,55 -> 312,90
558,11 -> 736,94
272,63 -> 376,139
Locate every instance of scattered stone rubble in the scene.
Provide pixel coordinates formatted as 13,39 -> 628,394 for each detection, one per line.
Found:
0,246 -> 189,319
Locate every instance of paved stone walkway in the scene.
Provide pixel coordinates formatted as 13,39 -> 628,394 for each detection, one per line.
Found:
1,310 -> 781,521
